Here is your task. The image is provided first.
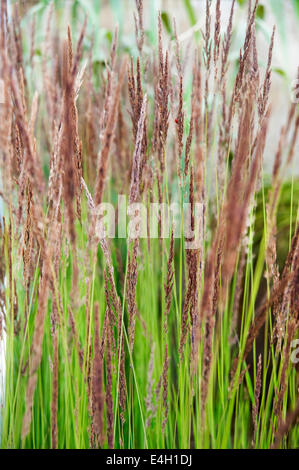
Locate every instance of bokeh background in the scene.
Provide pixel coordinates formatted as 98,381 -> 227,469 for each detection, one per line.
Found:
10,0 -> 299,174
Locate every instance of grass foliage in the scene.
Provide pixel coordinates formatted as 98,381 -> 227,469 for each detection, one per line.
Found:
0,0 -> 299,449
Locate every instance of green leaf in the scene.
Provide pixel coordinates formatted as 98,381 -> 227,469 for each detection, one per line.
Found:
105,30 -> 113,44
183,0 -> 197,26
273,67 -> 287,78
161,11 -> 173,36
238,1 -> 265,19
293,0 -> 299,17
256,5 -> 265,20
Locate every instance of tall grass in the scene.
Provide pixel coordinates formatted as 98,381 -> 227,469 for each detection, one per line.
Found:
0,0 -> 299,449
